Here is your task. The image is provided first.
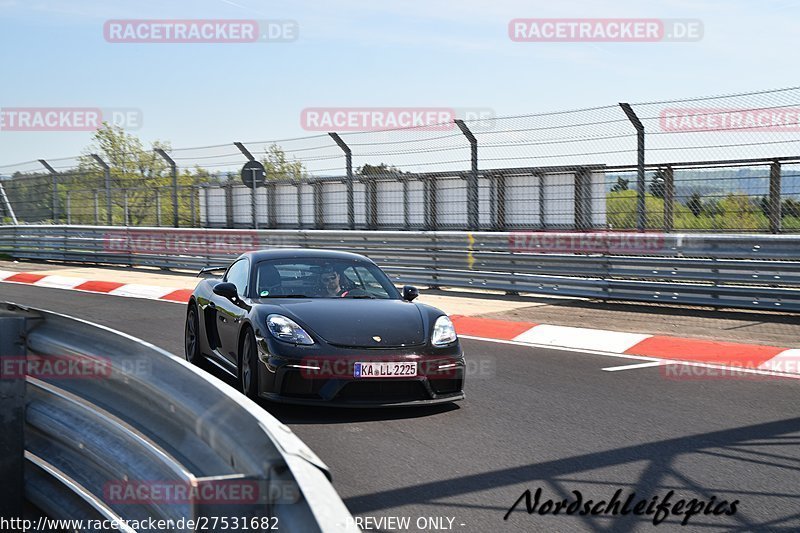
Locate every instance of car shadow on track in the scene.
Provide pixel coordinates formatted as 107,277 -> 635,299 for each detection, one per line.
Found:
260,401 -> 461,425
340,416 -> 800,532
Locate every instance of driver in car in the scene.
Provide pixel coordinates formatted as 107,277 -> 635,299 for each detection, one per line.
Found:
321,266 -> 347,297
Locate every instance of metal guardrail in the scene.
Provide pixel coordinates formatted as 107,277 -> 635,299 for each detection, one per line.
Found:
0,302 -> 358,532
1,225 -> 800,312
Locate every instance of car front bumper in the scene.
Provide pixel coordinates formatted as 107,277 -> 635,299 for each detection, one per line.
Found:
256,336 -> 465,407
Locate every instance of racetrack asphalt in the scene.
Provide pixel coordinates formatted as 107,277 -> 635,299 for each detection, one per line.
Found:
4,283 -> 800,532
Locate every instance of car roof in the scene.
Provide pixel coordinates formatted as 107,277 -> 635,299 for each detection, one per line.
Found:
241,248 -> 375,263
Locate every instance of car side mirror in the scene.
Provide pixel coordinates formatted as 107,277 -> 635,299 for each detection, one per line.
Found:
213,282 -> 238,300
402,285 -> 419,302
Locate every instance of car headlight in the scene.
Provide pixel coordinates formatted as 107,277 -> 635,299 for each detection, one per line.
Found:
431,315 -> 457,346
267,314 -> 314,345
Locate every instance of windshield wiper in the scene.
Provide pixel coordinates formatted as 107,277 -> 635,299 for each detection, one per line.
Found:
343,294 -> 376,299
262,294 -> 310,298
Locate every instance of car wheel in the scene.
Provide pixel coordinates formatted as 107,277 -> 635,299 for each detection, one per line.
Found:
239,327 -> 259,400
185,304 -> 204,367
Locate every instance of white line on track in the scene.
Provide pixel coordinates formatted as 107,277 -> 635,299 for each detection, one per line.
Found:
459,335 -> 800,380
602,361 -> 664,372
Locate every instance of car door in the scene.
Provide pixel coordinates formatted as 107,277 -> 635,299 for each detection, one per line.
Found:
216,258 -> 250,365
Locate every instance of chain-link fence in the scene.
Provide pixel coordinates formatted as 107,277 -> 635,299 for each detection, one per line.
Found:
3,86 -> 800,231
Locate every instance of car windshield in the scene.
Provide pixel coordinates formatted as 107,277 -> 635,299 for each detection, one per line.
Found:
254,258 -> 400,299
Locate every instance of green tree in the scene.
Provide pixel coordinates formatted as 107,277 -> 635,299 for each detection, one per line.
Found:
260,143 -> 307,181
649,169 -> 666,199
357,163 -> 406,177
77,124 -> 172,225
686,192 -> 703,217
610,177 -> 629,193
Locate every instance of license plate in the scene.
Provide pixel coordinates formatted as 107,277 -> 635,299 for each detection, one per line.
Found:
354,362 -> 417,378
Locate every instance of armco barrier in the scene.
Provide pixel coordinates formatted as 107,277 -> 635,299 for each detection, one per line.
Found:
0,302 -> 358,532
1,225 -> 800,312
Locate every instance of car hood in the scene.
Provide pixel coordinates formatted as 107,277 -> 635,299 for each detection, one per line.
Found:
271,299 -> 426,348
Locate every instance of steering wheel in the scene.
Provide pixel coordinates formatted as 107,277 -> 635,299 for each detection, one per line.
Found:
340,288 -> 369,298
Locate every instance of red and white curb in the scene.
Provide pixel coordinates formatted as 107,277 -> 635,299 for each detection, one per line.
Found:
0,270 -> 194,303
2,270 -> 797,378
450,315 -> 800,378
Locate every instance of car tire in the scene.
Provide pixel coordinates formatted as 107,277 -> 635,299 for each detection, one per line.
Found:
184,303 -> 205,367
239,327 -> 259,400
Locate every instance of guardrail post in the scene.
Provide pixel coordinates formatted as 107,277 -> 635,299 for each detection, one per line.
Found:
769,159 -> 782,234
0,316 -> 26,517
619,103 -> 646,231
574,167 -> 592,231
90,154 -> 112,226
664,166 -> 674,232
154,148 -> 179,228
329,133 -> 354,229
455,119 -> 479,230
39,159 -> 59,223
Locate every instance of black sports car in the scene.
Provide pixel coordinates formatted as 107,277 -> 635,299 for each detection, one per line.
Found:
184,249 -> 465,406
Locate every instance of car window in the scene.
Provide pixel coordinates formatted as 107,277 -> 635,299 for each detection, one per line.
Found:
225,259 -> 249,297
254,258 -> 400,299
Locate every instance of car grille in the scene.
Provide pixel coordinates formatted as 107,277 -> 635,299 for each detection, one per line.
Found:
336,380 -> 430,402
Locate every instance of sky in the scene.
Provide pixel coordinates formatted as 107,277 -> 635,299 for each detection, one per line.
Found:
1,0 -> 800,173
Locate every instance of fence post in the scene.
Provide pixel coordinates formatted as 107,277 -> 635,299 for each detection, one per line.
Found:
90,154 -> 112,226
93,189 -> 100,225
424,177 -> 437,230
313,181 -> 324,229
538,173 -> 546,229
455,120 -> 479,230
619,103 -> 646,231
0,316 -> 26,517
156,190 -> 162,227
38,159 -> 58,223
495,173 -> 506,230
123,189 -> 129,226
402,177 -> 410,230
66,191 -> 71,225
574,167 -> 592,231
770,160 -> 782,234
267,182 -> 277,228
154,148 -> 178,228
664,166 -> 675,232
234,142 -> 258,229
191,185 -> 197,227
367,177 -> 378,229
329,133 -> 354,229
